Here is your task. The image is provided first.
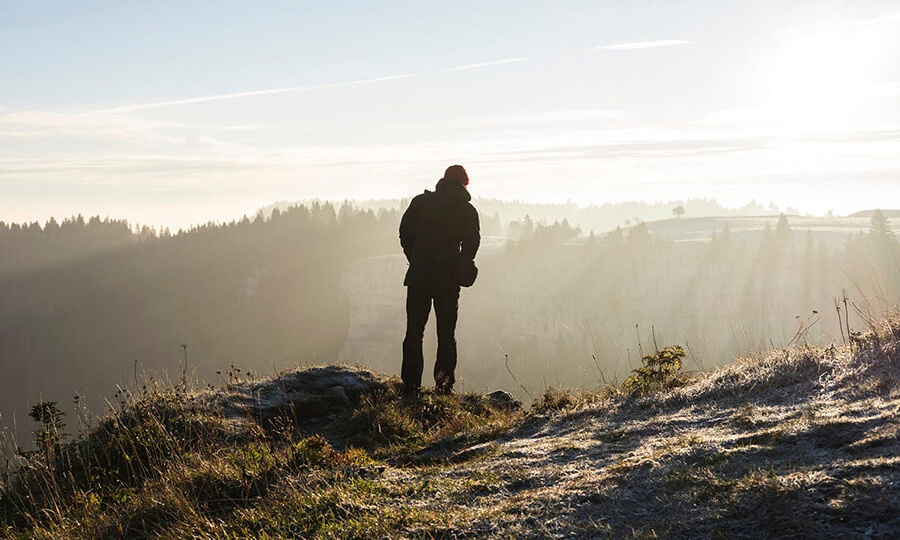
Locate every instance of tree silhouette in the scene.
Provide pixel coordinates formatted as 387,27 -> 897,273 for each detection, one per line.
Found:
870,209 -> 893,237
776,213 -> 792,241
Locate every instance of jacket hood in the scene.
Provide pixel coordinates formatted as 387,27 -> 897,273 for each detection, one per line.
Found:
435,177 -> 472,203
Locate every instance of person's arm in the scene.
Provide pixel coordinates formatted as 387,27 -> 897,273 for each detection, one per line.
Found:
399,201 -> 417,261
460,206 -> 480,260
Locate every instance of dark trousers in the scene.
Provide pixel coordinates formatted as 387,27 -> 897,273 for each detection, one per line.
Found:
401,281 -> 460,390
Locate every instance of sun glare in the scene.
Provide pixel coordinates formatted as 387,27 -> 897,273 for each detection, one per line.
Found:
762,28 -> 884,134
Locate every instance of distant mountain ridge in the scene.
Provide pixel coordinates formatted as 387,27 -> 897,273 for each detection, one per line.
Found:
259,197 -> 789,237
848,209 -> 900,218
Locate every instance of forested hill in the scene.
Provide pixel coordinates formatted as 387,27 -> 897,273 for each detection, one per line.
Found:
0,203 -> 401,440
2,203 -> 899,450
260,197 -> 790,237
0,215 -> 138,276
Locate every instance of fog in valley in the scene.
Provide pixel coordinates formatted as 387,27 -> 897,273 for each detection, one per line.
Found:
2,200 -> 898,446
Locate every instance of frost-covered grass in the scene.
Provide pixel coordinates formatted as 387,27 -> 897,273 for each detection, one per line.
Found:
2,315 -> 898,539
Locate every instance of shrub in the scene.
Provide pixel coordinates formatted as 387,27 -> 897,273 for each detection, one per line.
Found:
28,401 -> 67,463
623,345 -> 686,395
287,435 -> 372,470
532,387 -> 579,413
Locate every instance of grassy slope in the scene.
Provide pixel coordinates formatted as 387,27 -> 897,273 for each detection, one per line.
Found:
2,317 -> 898,539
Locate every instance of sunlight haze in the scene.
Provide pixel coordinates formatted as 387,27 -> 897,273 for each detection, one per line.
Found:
2,0 -> 899,228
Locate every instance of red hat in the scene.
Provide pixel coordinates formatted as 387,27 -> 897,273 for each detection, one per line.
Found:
444,165 -> 469,186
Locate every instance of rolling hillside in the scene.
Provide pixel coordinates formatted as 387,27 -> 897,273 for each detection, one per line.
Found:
2,316 -> 897,539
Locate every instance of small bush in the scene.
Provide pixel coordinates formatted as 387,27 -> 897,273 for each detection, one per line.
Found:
287,435 -> 372,470
623,345 -> 686,395
532,387 -> 579,413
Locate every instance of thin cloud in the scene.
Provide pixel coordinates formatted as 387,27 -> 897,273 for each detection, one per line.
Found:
597,39 -> 692,51
436,109 -> 625,130
802,12 -> 900,29
98,74 -> 416,114
0,110 -> 185,140
447,58 -> 526,71
214,125 -> 272,132
692,108 -> 762,126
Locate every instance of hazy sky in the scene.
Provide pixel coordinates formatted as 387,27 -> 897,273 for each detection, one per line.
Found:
2,0 -> 899,228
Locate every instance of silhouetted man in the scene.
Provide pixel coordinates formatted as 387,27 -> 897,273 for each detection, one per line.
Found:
400,165 -> 480,396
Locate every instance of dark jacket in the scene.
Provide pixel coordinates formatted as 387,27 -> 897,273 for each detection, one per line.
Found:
399,178 -> 480,286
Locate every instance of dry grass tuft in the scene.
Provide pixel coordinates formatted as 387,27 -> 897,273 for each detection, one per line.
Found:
0,370 -> 521,539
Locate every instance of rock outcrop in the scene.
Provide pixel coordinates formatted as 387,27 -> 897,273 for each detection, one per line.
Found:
207,365 -> 391,423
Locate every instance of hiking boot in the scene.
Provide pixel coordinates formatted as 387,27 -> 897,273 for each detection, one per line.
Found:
435,384 -> 454,396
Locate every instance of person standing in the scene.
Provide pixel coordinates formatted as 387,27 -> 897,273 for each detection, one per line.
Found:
399,165 -> 480,396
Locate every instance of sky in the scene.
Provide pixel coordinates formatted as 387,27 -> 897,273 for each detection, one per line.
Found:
1,0 -> 899,229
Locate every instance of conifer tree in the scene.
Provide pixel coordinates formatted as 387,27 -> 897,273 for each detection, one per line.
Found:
776,213 -> 792,241
869,209 -> 893,237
